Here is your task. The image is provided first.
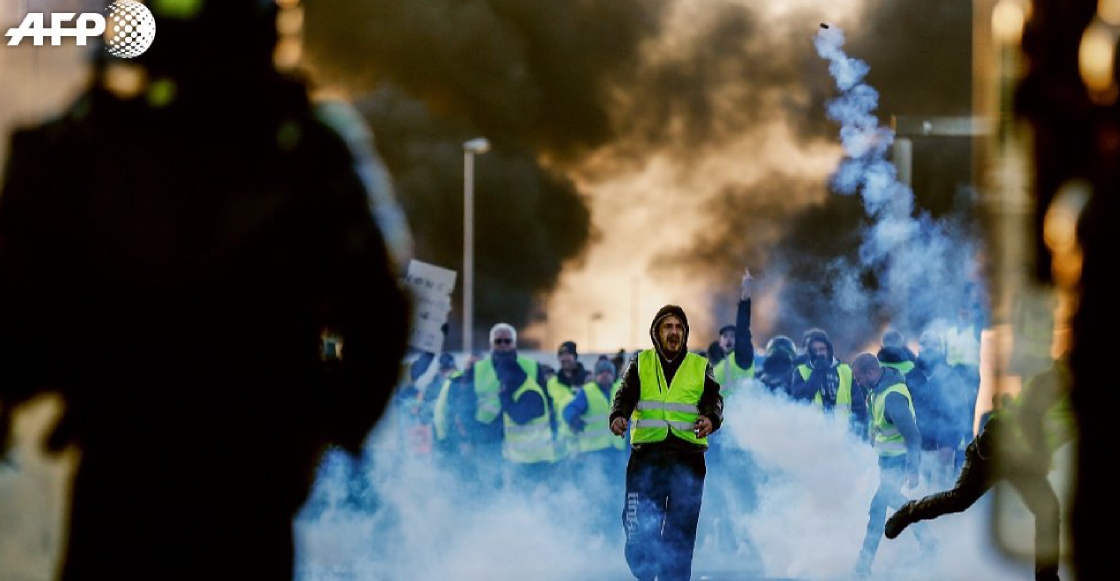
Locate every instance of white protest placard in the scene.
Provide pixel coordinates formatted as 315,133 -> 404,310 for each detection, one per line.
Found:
403,260 -> 457,352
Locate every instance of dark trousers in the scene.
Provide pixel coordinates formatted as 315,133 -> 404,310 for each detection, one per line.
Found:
622,444 -> 706,581
901,431 -> 1061,580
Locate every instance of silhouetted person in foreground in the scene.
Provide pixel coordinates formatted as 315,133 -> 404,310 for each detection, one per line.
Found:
885,356 -> 1074,581
0,2 -> 410,579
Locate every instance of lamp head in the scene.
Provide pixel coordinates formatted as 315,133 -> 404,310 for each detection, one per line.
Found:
463,138 -> 490,154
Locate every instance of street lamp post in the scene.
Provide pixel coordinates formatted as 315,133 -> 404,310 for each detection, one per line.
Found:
462,137 -> 490,354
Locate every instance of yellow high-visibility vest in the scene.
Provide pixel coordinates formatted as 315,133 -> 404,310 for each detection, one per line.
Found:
630,350 -> 708,446
713,352 -> 755,399
502,374 -> 557,464
796,362 -> 854,423
571,380 -> 618,453
870,381 -> 915,458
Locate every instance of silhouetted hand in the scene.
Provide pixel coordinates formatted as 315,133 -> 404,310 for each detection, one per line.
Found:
610,416 -> 628,436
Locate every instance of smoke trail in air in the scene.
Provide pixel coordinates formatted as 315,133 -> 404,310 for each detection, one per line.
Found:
811,24 -> 984,340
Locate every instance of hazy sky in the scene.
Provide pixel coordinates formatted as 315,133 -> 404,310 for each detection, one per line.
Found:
299,0 -> 981,356
0,0 -> 984,355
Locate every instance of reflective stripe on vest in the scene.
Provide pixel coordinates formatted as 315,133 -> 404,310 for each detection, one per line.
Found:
713,352 -> 755,398
502,370 -> 556,464
870,382 -> 915,457
631,350 -> 708,446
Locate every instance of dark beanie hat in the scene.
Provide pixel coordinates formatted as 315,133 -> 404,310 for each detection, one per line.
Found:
558,341 -> 578,356
719,324 -> 736,335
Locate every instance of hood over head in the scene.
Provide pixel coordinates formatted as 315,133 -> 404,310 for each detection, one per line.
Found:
803,328 -> 834,362
650,304 -> 689,362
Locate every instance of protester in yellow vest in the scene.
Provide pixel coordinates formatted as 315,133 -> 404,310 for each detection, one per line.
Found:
609,304 -> 723,581
850,353 -> 936,578
432,355 -> 462,449
755,335 -> 797,396
885,355 -> 1074,581
791,329 -> 863,439
486,324 -> 558,485
462,323 -> 556,491
705,267 -> 760,556
711,268 -> 757,397
563,356 -> 627,541
547,340 -> 590,467
877,329 -> 917,375
565,357 -> 623,455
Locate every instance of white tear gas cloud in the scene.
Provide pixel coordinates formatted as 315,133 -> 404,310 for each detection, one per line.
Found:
296,382 -> 1047,580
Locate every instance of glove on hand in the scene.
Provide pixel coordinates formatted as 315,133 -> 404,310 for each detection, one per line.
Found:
811,354 -> 831,370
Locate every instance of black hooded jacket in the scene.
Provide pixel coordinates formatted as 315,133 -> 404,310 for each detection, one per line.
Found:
610,304 -> 724,452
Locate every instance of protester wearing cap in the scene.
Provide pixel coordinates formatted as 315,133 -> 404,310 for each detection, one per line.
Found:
565,357 -> 625,455
717,324 -> 736,355
706,268 -> 760,557
711,268 -> 757,398
555,341 -> 590,388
